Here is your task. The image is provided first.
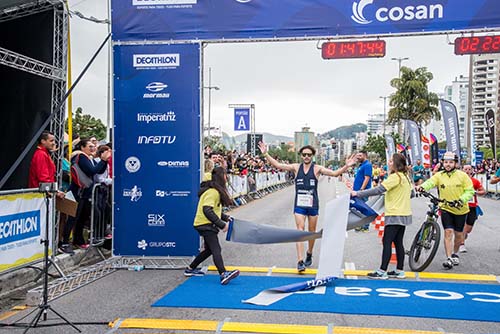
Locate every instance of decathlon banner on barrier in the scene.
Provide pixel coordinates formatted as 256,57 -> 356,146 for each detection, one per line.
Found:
113,43 -> 200,257
111,0 -> 500,41
0,192 -> 51,273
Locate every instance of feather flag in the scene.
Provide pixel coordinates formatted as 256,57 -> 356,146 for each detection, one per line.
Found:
429,133 -> 439,167
421,134 -> 431,168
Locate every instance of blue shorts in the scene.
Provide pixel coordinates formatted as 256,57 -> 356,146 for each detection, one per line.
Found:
294,207 -> 319,217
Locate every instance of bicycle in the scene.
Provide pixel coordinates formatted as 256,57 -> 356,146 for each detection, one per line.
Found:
408,191 -> 462,272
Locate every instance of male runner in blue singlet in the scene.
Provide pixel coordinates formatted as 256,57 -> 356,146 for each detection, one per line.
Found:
259,142 -> 356,272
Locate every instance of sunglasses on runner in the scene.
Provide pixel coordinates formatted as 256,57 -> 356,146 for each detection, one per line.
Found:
301,153 -> 313,157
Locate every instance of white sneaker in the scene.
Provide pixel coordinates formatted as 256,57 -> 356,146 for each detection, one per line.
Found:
459,244 -> 467,253
451,254 -> 460,266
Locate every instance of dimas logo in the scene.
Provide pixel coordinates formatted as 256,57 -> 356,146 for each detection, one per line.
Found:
351,0 -> 444,25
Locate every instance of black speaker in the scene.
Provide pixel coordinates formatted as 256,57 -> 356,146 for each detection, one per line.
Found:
246,133 -> 263,156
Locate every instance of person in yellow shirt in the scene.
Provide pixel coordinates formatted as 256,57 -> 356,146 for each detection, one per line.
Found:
416,152 -> 474,270
351,153 -> 413,279
184,167 -> 240,285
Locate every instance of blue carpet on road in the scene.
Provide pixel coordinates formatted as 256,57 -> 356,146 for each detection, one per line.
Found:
153,275 -> 500,322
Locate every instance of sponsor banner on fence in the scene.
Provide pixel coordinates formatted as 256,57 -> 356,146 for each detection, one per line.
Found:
112,0 -> 500,41
113,43 -> 200,256
0,192 -> 51,273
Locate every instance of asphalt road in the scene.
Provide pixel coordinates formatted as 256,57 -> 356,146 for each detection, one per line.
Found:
1,177 -> 499,334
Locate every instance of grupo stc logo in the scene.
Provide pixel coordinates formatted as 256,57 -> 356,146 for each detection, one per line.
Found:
351,0 -> 444,25
137,239 -> 176,250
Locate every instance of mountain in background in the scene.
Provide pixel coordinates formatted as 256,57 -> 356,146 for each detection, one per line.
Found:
220,123 -> 367,148
221,132 -> 294,148
319,123 -> 367,140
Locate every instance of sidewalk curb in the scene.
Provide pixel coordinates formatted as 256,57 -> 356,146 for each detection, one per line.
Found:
0,248 -> 106,309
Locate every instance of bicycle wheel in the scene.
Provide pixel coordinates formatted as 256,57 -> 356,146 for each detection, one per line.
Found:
408,221 -> 441,272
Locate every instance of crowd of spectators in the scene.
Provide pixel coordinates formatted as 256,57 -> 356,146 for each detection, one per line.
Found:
29,131 -> 112,255
204,145 -> 294,181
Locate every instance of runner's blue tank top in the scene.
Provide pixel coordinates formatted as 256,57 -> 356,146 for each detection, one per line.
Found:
294,163 -> 319,209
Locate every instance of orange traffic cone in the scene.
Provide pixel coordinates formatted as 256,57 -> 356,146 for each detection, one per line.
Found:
390,242 -> 397,264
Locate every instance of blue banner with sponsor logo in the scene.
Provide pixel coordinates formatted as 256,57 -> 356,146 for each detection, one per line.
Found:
113,43 -> 200,256
111,0 -> 500,41
234,108 -> 250,131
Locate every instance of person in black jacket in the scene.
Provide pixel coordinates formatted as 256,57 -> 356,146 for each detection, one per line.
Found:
59,139 -> 111,254
184,167 -> 240,285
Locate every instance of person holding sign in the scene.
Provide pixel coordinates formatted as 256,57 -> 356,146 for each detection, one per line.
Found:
258,141 -> 356,272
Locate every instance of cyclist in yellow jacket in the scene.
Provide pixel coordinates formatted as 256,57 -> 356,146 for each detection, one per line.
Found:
416,152 -> 474,269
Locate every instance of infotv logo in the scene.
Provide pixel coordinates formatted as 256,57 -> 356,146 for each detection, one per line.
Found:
351,0 -> 444,25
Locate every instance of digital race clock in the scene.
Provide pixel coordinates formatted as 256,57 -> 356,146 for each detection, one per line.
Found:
454,36 -> 500,55
321,40 -> 386,59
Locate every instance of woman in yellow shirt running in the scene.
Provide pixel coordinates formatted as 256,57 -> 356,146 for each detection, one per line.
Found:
351,153 -> 413,279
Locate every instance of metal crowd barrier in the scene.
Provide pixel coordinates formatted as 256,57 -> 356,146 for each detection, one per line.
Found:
226,172 -> 291,207
476,174 -> 500,200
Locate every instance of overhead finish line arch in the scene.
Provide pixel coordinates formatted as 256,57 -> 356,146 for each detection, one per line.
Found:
110,0 -> 500,258
112,0 -> 500,42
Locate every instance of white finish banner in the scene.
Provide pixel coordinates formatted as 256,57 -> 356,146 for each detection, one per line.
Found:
0,192 -> 53,273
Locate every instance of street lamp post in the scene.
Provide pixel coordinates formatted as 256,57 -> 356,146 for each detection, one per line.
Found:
391,57 -> 409,78
379,96 -> 389,136
204,67 -> 219,140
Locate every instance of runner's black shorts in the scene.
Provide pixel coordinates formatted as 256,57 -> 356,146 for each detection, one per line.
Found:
441,210 -> 467,232
465,206 -> 478,226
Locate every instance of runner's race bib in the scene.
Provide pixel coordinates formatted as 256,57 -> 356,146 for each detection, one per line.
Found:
297,194 -> 313,207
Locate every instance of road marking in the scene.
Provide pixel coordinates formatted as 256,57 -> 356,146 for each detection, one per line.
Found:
113,318 -> 447,334
0,305 -> 29,321
344,262 -> 358,279
208,265 -> 498,282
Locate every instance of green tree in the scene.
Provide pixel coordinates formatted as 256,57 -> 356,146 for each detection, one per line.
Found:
66,107 -> 107,140
363,133 -> 402,163
268,143 -> 296,162
388,67 -> 440,130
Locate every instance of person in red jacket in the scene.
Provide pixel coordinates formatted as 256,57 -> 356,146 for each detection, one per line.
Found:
28,131 -> 57,188
459,165 -> 486,253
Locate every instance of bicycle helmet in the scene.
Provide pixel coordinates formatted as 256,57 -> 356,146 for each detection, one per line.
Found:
442,151 -> 458,162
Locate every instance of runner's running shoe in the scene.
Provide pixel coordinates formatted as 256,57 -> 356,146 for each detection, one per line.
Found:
220,269 -> 240,285
184,267 -> 205,277
442,257 -> 453,269
451,253 -> 460,266
297,260 -> 306,273
367,270 -> 388,279
387,270 -> 406,279
459,244 -> 467,253
304,253 -> 313,267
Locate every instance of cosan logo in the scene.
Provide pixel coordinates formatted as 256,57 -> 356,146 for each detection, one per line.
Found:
137,112 -> 176,123
351,0 -> 444,25
137,136 -> 176,145
133,54 -> 180,68
157,160 -> 189,168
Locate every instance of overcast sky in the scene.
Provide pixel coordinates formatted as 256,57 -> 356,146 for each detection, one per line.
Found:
69,0 -> 469,138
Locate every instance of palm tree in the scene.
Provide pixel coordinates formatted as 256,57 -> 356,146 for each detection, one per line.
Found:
387,67 -> 440,133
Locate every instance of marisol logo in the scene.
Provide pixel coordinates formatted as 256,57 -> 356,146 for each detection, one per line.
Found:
351,0 -> 444,25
